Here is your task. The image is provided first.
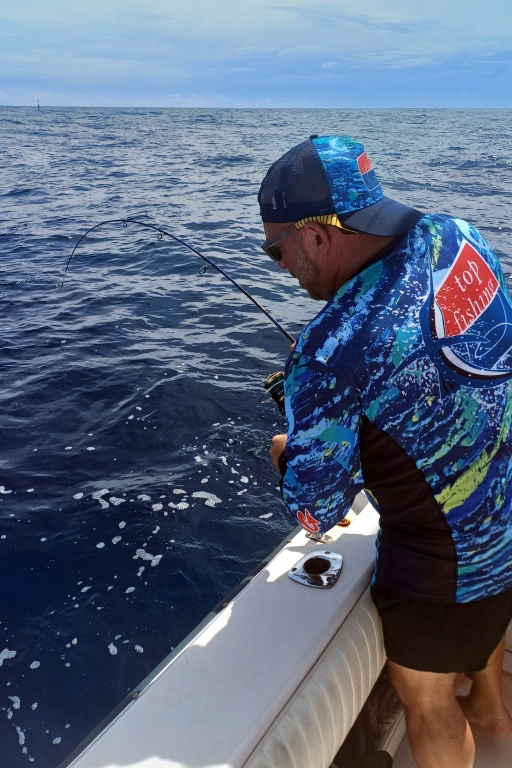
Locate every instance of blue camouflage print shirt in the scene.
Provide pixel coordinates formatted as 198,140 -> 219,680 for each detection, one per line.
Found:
282,214 -> 512,603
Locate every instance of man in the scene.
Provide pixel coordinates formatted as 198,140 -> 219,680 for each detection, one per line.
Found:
259,135 -> 512,768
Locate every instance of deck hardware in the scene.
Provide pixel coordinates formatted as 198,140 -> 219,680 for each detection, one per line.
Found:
306,531 -> 333,543
288,550 -> 343,589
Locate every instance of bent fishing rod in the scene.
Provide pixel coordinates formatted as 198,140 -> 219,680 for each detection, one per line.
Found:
62,218 -> 295,345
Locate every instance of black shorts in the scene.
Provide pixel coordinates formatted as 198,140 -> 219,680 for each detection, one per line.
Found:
370,583 -> 512,673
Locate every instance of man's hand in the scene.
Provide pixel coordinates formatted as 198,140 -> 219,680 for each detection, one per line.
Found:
270,433 -> 287,469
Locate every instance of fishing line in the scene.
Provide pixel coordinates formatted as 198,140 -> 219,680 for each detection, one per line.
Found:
62,218 -> 295,344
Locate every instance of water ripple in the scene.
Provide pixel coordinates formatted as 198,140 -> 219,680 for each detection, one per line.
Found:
0,106 -> 511,766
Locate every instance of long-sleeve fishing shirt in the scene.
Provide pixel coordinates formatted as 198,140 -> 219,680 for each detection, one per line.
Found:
281,214 -> 512,603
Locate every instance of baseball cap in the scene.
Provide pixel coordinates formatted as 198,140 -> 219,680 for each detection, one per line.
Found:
258,135 -> 423,237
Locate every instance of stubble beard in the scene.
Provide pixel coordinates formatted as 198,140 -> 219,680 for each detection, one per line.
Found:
295,240 -> 323,301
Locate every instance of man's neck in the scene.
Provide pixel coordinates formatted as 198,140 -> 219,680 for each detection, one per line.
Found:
331,233 -> 395,294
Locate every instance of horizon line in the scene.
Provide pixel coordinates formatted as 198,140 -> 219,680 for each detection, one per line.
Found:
2,104 -> 511,110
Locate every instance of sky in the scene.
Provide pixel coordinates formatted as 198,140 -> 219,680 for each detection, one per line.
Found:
1,0 -> 512,108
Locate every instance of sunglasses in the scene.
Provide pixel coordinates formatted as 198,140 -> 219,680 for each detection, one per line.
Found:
261,216 -> 358,263
260,224 -> 297,263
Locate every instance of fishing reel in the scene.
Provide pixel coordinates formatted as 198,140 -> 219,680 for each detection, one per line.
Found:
262,370 -> 285,415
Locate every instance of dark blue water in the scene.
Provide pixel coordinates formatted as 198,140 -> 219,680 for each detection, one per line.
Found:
1,107 -> 511,767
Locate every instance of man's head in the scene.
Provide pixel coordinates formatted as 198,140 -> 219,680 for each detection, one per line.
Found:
258,135 -> 422,236
259,135 -> 423,299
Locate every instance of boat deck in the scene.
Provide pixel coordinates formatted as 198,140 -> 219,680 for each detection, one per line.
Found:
393,664 -> 512,768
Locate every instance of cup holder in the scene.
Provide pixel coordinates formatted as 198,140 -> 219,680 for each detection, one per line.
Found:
288,550 -> 343,589
303,556 -> 331,575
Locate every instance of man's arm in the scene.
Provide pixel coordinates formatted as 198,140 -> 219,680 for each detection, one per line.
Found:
278,355 -> 364,533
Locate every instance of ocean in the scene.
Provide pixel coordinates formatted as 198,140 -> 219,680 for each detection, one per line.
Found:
1,107 -> 511,767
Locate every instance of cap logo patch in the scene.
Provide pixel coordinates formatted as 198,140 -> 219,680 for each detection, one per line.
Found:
356,151 -> 379,192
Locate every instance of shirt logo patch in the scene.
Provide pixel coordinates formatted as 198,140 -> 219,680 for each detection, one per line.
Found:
434,241 -> 500,338
297,509 -> 320,533
394,237 -> 512,393
412,239 -> 512,392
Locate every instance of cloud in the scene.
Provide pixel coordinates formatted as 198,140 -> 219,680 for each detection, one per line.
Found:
1,0 -> 512,107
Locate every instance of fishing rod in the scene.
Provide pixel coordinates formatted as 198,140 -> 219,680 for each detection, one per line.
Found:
62,218 -> 295,345
63,217 -> 290,414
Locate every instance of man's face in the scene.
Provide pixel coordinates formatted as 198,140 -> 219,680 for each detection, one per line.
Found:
262,223 -> 324,301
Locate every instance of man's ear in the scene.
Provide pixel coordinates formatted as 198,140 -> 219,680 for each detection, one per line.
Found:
302,221 -> 331,261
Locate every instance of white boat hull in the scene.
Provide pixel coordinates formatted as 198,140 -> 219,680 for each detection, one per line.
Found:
64,495 -> 383,767
62,494 -> 512,768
